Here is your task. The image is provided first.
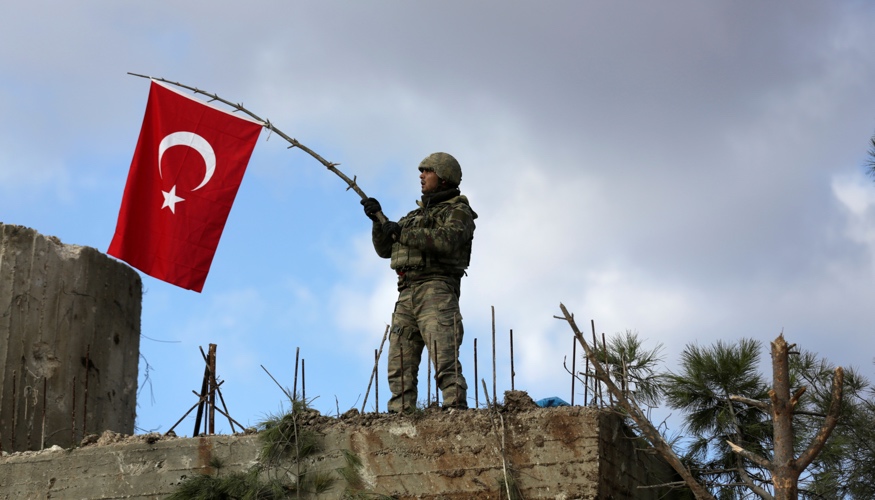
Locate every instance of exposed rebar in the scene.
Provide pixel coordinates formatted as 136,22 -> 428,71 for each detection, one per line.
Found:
362,325 -> 390,413
491,306 -> 497,406
293,347 -> 300,401
474,338 -> 479,408
208,344 -> 217,435
433,340 -> 440,405
509,329 -> 515,391
571,336 -> 577,406
374,350 -> 379,412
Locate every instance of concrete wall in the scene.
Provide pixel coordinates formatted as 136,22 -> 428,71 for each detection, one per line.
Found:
0,407 -> 687,499
0,223 -> 142,453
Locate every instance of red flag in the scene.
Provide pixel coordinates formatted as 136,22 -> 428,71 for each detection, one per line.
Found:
108,81 -> 262,292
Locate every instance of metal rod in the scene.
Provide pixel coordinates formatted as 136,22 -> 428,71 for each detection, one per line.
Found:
193,346 -> 210,437
454,313 -> 460,400
571,335 -> 577,406
509,329 -> 515,391
302,358 -> 306,401
434,340 -> 440,405
216,386 -> 237,434
602,332 -> 612,407
400,344 -> 405,412
374,350 -> 379,413
584,356 -> 590,405
208,344 -> 217,435
166,400 -> 204,436
474,338 -> 479,408
361,325 -> 390,413
591,325 -> 600,406
261,364 -> 293,400
293,347 -> 300,400
491,306 -> 497,406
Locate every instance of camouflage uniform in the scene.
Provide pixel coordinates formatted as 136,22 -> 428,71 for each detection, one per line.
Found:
371,190 -> 477,412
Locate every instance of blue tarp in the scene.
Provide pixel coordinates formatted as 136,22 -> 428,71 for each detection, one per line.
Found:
536,397 -> 570,408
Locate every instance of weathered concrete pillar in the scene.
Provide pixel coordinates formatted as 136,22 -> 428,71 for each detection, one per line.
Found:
0,223 -> 141,453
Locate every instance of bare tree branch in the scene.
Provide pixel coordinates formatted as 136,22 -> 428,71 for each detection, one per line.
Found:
730,394 -> 771,412
789,387 -> 807,410
727,440 -> 773,472
795,367 -> 843,472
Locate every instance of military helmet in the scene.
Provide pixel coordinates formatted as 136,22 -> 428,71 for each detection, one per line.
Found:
418,152 -> 462,186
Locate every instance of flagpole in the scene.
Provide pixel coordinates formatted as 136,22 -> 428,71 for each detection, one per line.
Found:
127,72 -> 389,224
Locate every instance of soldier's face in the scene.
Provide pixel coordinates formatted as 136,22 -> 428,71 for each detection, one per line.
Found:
420,168 -> 441,194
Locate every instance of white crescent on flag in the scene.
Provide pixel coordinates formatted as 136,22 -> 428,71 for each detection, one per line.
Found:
157,131 -> 216,191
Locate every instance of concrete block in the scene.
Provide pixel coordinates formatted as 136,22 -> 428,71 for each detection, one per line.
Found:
0,223 -> 142,453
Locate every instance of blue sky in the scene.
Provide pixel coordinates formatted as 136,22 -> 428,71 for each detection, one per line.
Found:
3,1 -> 875,436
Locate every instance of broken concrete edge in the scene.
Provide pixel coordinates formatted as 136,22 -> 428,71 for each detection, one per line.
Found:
0,390 -> 539,457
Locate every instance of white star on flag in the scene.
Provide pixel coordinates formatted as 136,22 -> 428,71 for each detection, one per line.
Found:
161,185 -> 185,213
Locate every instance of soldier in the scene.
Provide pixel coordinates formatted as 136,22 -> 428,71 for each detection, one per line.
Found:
361,152 -> 477,412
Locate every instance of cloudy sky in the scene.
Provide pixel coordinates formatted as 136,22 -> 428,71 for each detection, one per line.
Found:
3,1 -> 875,435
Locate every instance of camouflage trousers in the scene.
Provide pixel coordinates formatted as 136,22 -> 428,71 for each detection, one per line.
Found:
387,278 -> 468,412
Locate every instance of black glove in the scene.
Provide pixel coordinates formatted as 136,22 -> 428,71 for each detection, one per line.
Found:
361,197 -> 382,222
382,221 -> 402,240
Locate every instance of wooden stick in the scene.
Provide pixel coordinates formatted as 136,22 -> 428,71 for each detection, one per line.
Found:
126,72 -> 389,224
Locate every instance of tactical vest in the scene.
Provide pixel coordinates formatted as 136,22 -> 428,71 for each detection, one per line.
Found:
390,196 -> 475,279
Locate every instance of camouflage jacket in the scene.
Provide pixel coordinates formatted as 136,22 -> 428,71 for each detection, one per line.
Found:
372,194 -> 477,285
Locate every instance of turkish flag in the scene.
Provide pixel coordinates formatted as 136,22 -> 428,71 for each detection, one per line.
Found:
108,81 -> 262,292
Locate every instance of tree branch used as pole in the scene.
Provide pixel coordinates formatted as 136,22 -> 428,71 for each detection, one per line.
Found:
127,72 -> 389,223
